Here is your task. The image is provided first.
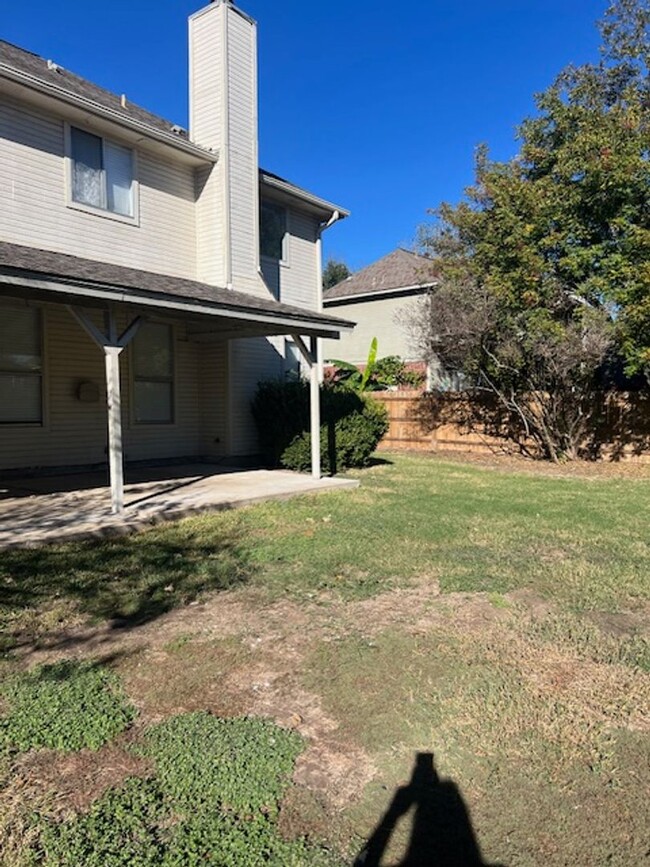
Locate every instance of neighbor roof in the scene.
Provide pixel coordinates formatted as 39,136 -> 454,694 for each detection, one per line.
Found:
323,249 -> 439,303
0,242 -> 354,337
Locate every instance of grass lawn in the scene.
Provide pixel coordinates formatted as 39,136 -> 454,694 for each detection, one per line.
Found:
0,453 -> 648,865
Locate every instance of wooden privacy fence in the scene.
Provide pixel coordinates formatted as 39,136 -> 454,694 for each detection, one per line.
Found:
373,390 -> 650,460
374,391 -> 511,455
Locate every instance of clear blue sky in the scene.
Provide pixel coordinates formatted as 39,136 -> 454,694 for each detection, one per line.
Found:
4,0 -> 605,270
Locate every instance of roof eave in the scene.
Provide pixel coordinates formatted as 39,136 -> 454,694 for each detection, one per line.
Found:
259,171 -> 349,221
0,271 -> 355,339
0,65 -> 219,165
323,282 -> 438,305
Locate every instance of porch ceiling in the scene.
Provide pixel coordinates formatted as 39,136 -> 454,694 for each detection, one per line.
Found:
0,241 -> 355,339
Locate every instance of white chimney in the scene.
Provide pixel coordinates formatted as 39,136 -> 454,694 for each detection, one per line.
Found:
189,0 -> 263,294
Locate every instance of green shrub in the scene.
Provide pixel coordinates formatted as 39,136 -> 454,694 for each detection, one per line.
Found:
0,660 -> 136,753
281,395 -> 388,473
139,712 -> 303,816
251,379 -> 311,465
251,379 -> 384,471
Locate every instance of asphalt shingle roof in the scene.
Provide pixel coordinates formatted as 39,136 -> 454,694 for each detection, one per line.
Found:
323,248 -> 439,302
0,241 -> 353,331
0,39 -> 184,137
0,39 -> 344,213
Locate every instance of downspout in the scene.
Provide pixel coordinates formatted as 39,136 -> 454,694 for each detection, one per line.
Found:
316,208 -> 341,382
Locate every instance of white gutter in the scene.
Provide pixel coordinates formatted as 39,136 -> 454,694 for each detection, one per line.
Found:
259,172 -> 349,219
0,273 -> 354,337
0,65 -> 218,164
323,282 -> 438,306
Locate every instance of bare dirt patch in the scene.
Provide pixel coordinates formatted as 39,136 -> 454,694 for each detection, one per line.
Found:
2,574 -> 648,864
6,735 -> 151,816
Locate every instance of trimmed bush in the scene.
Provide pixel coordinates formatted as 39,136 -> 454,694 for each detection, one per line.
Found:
251,379 -> 311,466
281,394 -> 388,473
252,379 -> 386,472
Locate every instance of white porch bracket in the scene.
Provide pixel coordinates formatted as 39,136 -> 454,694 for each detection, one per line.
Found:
292,334 -> 321,481
67,305 -> 144,515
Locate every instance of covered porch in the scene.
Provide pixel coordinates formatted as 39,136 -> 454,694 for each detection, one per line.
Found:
0,242 -> 355,521
0,462 -> 358,549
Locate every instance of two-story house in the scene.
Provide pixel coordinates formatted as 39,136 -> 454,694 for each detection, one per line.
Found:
0,0 -> 352,513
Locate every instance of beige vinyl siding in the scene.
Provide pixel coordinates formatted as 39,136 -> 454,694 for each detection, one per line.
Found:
199,341 -> 229,458
322,292 -> 426,364
0,97 -> 197,279
226,10 -> 260,295
227,337 -> 283,456
281,210 -> 320,310
189,2 -> 267,297
260,207 -> 320,310
189,7 -> 227,286
0,297 -> 214,471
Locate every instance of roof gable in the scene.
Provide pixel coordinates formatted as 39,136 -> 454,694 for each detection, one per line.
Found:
323,249 -> 439,302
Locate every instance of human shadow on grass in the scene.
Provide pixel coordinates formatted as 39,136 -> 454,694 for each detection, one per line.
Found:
0,519 -> 254,648
354,752 -> 503,867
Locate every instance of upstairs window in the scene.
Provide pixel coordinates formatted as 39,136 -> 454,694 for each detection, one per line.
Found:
132,323 -> 174,424
260,200 -> 287,260
70,127 -> 134,217
0,307 -> 42,424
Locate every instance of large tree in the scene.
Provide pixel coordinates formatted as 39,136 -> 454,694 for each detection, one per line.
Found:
411,0 -> 649,460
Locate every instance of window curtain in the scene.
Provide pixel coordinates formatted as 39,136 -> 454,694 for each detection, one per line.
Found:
71,128 -> 103,208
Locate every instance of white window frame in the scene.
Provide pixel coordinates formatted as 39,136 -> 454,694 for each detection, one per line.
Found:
0,304 -> 45,427
64,123 -> 139,226
129,322 -> 176,427
260,199 -> 289,266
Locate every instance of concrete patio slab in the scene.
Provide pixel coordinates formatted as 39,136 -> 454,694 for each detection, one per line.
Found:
0,465 -> 359,550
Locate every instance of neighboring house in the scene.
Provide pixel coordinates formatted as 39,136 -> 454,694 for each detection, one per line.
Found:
0,0 -> 352,511
321,248 -> 437,367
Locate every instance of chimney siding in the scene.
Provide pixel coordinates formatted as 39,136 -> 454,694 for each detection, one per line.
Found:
189,1 -> 264,296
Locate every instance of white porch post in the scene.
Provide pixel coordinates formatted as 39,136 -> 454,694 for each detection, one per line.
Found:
292,334 -> 322,480
68,305 -> 143,515
309,336 -> 321,480
104,345 -> 124,514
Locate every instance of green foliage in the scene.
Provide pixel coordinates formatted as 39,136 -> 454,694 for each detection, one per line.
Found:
0,661 -> 136,753
138,712 -> 303,816
414,0 -> 650,458
251,379 -> 310,465
251,378 -> 386,471
329,346 -> 424,392
373,356 -> 425,389
39,779 -> 165,867
322,258 -> 351,291
328,337 -> 379,393
35,714 -> 340,866
281,395 -> 388,473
